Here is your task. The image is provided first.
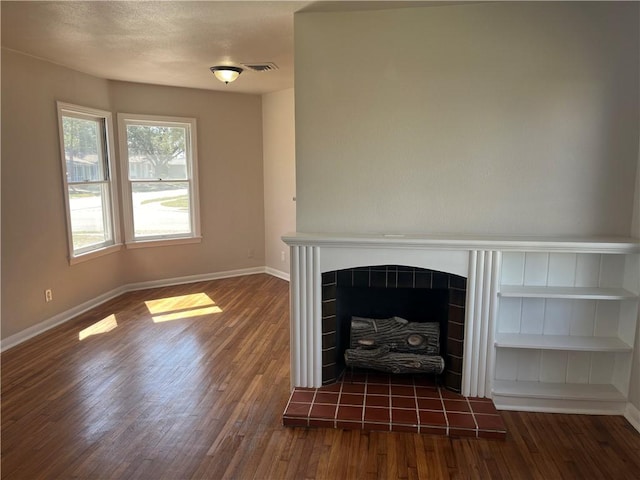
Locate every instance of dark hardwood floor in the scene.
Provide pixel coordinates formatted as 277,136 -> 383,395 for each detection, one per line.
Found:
2,273 -> 640,479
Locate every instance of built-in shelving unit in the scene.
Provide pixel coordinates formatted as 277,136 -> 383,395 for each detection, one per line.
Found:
492,250 -> 639,414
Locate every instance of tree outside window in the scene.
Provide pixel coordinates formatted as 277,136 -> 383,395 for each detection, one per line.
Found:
118,114 -> 200,244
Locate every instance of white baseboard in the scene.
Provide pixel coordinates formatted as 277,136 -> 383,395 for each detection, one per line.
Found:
1,266 -> 286,352
625,402 -> 640,434
125,267 -> 267,291
265,267 -> 290,282
1,285 -> 128,352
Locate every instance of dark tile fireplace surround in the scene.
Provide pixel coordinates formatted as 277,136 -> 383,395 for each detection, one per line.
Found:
320,265 -> 467,392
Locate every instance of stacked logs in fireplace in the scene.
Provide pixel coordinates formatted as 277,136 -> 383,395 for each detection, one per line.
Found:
344,316 -> 445,374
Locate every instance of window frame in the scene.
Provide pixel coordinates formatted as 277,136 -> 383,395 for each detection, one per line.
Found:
117,113 -> 201,248
57,102 -> 122,264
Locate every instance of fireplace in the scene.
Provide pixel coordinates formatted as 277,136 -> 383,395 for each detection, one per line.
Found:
283,233 -> 500,399
321,265 -> 466,392
282,234 -> 505,437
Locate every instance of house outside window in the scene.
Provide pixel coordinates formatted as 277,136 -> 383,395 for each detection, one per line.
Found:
118,113 -> 201,247
57,102 -> 121,263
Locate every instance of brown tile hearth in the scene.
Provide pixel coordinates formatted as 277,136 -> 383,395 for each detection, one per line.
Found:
283,372 -> 506,439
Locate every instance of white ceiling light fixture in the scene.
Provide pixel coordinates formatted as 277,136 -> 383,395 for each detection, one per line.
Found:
210,65 -> 243,84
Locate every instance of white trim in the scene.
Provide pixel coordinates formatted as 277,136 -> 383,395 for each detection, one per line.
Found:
1,267 -> 283,352
69,243 -> 123,265
625,402 -> 640,433
125,267 -> 266,291
125,236 -> 202,249
117,112 -> 200,244
57,101 -> 122,263
288,245 -> 323,387
265,267 -> 290,281
1,285 -> 128,352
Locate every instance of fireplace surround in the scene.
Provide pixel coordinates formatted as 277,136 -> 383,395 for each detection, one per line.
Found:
283,233 -> 501,399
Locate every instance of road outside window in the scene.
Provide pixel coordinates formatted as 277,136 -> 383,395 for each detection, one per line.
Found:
57,103 -> 120,262
118,114 -> 200,246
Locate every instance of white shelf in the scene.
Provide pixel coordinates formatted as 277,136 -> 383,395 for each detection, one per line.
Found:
495,251 -> 638,414
499,285 -> 637,300
494,333 -> 632,352
492,379 -> 627,402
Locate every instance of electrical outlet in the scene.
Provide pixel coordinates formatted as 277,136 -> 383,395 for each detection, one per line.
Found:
45,289 -> 53,302
248,248 -> 254,259
280,251 -> 285,262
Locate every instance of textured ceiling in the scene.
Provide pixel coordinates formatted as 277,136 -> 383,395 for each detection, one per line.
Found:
1,1 -> 446,95
1,1 -> 308,95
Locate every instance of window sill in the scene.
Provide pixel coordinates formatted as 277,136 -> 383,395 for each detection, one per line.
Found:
125,236 -> 202,250
69,243 -> 123,265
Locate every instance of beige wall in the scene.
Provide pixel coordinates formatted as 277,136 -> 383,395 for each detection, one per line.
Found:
1,49 -> 125,340
262,89 -> 295,276
294,2 -> 639,236
1,49 -> 265,341
110,81 -> 265,284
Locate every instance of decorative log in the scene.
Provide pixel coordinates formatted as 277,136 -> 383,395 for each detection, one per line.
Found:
350,316 -> 440,355
344,345 -> 445,374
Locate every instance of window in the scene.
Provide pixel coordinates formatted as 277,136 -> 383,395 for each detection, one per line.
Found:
57,102 -> 120,263
118,114 -> 200,246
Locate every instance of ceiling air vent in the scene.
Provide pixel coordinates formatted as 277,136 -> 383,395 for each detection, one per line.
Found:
241,62 -> 279,72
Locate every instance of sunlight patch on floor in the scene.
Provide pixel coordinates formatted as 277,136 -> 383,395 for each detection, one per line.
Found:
145,292 -> 222,323
79,314 -> 118,340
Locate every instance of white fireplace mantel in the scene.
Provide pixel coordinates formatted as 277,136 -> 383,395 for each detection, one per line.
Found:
283,232 -> 639,254
282,232 -> 639,412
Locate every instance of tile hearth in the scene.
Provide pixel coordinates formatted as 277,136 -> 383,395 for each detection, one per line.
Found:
283,371 -> 506,439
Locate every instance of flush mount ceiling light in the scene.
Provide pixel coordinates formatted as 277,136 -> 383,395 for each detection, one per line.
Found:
210,66 -> 243,84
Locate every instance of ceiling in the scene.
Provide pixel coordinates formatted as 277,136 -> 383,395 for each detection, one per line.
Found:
1,0 -> 438,95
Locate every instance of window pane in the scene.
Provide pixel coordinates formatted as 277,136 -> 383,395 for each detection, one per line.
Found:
131,182 -> 191,238
68,183 -> 112,252
62,116 -> 106,182
126,125 -> 188,180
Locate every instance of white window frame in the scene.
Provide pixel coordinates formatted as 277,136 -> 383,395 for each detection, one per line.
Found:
57,102 -> 122,264
117,113 -> 201,248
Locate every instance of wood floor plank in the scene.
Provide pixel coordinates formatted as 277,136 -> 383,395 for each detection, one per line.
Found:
2,273 -> 640,479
